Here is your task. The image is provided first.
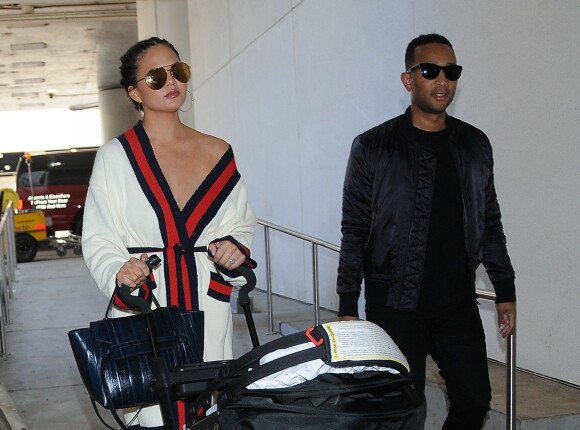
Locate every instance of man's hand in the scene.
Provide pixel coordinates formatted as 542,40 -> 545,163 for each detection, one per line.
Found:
496,302 -> 516,338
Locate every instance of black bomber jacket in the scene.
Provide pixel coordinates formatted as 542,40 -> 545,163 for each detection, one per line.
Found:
337,108 -> 516,317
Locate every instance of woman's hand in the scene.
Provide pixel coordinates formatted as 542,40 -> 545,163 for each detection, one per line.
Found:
209,240 -> 246,270
116,253 -> 150,289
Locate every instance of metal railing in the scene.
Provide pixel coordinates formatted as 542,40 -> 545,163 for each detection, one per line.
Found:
0,201 -> 18,355
257,218 -> 516,429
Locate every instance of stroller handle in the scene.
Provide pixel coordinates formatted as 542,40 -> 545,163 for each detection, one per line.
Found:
233,264 -> 256,306
117,255 -> 161,314
118,254 -> 256,314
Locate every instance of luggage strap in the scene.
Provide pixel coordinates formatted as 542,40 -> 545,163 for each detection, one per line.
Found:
217,335 -> 328,406
192,328 -> 327,415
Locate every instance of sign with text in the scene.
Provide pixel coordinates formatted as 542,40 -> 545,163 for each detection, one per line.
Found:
28,193 -> 71,210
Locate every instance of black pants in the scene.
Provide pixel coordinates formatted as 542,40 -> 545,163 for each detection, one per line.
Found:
366,301 -> 491,430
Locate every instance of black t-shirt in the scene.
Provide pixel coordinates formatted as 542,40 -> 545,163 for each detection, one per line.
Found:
413,127 -> 472,316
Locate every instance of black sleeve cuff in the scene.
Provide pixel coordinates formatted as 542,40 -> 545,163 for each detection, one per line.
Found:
211,236 -> 257,269
492,277 -> 516,303
338,292 -> 360,318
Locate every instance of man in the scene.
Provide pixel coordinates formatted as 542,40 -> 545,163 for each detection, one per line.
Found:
336,33 -> 516,429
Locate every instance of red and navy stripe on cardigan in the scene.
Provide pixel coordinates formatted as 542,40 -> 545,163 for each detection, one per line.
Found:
117,122 -> 244,310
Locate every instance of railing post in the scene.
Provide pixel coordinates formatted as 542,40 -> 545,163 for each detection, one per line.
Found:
0,233 -> 6,355
263,225 -> 276,334
6,209 -> 16,299
0,233 -> 8,324
311,243 -> 320,326
506,332 -> 517,429
0,202 -> 16,356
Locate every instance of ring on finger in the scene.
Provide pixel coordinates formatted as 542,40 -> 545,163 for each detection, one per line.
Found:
228,258 -> 235,265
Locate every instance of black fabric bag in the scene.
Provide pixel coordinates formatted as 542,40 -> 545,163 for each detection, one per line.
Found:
68,297 -> 204,412
218,373 -> 424,430
190,320 -> 424,430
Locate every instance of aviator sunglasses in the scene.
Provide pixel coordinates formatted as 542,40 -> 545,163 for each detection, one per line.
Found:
407,63 -> 463,81
136,62 -> 191,90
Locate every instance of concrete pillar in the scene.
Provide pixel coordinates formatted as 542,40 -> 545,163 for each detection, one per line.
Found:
98,87 -> 138,143
135,0 -> 194,127
136,0 -> 158,39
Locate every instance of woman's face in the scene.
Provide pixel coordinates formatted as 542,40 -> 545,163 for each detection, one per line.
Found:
129,44 -> 188,114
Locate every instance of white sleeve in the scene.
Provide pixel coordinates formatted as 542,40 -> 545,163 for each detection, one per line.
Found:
81,140 -> 131,299
206,178 -> 257,287
216,180 -> 256,249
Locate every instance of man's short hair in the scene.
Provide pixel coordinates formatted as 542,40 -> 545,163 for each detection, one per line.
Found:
405,34 -> 454,69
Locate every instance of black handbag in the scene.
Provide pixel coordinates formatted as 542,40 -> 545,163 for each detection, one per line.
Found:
68,289 -> 204,426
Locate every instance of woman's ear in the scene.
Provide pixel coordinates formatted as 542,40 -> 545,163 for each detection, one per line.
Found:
128,86 -> 142,104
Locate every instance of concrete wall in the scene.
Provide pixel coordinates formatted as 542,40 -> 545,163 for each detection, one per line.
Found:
158,0 -> 578,385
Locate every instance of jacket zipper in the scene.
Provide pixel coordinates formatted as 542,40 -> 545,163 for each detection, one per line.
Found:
450,136 -> 476,298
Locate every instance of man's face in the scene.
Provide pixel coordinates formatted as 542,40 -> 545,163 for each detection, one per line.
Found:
403,43 -> 459,116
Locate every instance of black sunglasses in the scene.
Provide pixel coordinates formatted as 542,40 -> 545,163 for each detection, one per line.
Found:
136,62 -> 191,90
407,63 -> 463,81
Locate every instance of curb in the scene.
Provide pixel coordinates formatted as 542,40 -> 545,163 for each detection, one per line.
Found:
0,382 -> 27,430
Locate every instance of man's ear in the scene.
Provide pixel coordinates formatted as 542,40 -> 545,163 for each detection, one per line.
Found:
128,86 -> 142,104
400,72 -> 412,92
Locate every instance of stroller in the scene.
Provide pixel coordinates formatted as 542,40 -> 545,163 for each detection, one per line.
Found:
180,319 -> 425,429
80,259 -> 424,429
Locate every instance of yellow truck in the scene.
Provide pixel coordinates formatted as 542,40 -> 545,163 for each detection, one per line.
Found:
1,188 -> 48,262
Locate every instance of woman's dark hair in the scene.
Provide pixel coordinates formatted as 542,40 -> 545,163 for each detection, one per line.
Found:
404,33 -> 454,70
119,37 -> 181,110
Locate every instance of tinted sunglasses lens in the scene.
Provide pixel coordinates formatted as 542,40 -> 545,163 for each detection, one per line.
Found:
419,64 -> 442,79
172,62 -> 191,84
444,65 -> 462,81
144,67 -> 167,90
418,64 -> 462,81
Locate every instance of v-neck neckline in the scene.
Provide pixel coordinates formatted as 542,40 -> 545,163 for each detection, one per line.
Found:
138,123 -> 230,214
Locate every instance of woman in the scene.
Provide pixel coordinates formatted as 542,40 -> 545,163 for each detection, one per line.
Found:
82,37 -> 257,429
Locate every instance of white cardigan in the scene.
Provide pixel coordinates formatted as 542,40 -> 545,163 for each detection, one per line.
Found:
82,124 -> 256,427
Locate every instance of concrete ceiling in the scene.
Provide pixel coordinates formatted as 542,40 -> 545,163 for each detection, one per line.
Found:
0,1 -> 138,112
